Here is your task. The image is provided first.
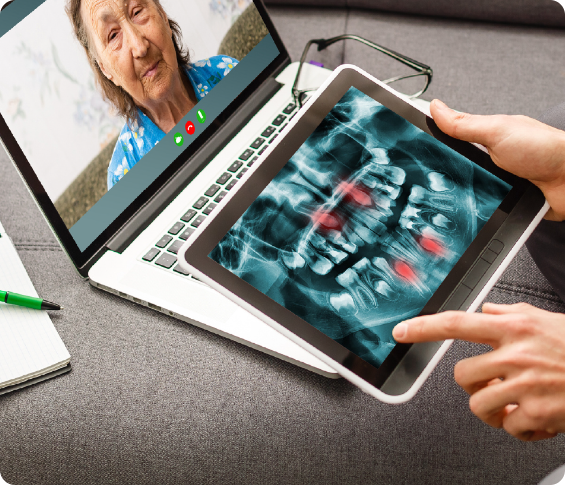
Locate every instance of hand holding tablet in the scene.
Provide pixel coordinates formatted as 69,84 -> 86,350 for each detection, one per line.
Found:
394,101 -> 565,440
178,66 -> 548,404
429,100 -> 565,222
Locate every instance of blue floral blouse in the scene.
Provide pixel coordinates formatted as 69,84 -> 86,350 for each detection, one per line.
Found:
107,55 -> 239,190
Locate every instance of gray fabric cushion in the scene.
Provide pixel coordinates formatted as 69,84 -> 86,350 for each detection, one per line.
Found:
265,0 -> 565,28
1,6 -> 565,485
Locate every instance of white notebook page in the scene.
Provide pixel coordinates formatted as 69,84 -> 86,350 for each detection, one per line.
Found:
0,221 -> 70,389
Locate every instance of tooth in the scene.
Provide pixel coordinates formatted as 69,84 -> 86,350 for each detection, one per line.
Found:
342,224 -> 366,247
329,292 -> 357,315
408,185 -> 455,212
350,210 -> 387,235
381,228 -> 426,266
400,203 -> 456,235
345,220 -> 379,245
360,176 -> 402,200
309,232 -> 349,265
427,172 -> 454,192
335,268 -> 377,312
366,147 -> 390,165
367,163 -> 406,186
376,182 -> 402,199
375,280 -> 394,299
326,230 -> 358,254
281,251 -> 306,270
373,195 -> 395,215
431,213 -> 455,231
302,246 -> 334,275
352,258 -> 399,300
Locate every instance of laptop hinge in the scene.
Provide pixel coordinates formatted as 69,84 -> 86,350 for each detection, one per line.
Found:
106,76 -> 284,253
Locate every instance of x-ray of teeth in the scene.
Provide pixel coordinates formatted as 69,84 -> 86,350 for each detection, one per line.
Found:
210,87 -> 512,368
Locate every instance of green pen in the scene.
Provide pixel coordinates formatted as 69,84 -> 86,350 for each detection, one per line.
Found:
0,290 -> 62,311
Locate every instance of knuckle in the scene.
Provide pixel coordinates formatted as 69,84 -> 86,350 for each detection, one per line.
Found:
504,314 -> 535,336
443,312 -> 463,334
520,402 -> 548,428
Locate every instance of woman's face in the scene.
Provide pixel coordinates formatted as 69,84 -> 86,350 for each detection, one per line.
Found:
82,0 -> 179,107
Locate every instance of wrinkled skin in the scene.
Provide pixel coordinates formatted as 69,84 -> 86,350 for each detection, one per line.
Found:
81,0 -> 195,132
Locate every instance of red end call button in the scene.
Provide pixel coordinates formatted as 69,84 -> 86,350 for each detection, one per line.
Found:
185,121 -> 195,135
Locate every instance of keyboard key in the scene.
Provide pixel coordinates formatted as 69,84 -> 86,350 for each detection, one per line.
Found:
239,149 -> 254,161
216,172 -> 232,185
250,137 -> 265,149
193,196 -> 209,210
215,191 -> 228,203
143,248 -> 160,262
248,156 -> 258,167
228,161 -> 243,172
272,114 -> 286,126
204,184 -> 220,197
269,134 -> 279,144
258,146 -> 268,155
173,263 -> 191,276
180,209 -> 197,223
226,179 -> 238,191
203,203 -> 217,215
237,168 -> 248,179
283,103 -> 296,115
155,253 -> 177,269
261,126 -> 276,137
191,214 -> 207,228
179,227 -> 195,241
279,123 -> 288,132
156,235 -> 173,248
168,222 -> 185,235
167,239 -> 185,255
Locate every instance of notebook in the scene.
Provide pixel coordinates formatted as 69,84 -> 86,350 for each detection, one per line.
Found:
0,220 -> 70,395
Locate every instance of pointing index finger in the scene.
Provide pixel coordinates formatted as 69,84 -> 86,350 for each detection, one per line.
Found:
393,311 -> 505,345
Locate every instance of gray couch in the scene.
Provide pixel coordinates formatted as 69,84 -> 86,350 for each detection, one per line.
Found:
1,1 -> 565,484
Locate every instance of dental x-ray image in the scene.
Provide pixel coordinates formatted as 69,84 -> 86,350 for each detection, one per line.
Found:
210,87 -> 511,368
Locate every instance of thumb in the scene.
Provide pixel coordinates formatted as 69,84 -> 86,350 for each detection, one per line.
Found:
430,99 -> 502,149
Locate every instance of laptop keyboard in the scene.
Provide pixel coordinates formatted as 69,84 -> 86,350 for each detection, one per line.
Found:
141,100 -> 300,278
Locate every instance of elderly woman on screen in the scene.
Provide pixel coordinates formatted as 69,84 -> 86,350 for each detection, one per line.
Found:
66,0 -> 238,190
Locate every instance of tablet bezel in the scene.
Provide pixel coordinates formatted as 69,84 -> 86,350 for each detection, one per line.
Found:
180,65 -> 547,401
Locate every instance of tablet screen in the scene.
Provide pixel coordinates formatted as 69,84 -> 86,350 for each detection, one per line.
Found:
208,87 -> 511,368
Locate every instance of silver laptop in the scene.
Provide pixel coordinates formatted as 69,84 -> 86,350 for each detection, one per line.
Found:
0,0 -> 337,376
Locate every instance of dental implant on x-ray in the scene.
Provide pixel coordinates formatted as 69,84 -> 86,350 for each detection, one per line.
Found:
210,87 -> 511,367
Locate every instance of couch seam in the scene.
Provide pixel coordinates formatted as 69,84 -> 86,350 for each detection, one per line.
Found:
493,282 -> 563,303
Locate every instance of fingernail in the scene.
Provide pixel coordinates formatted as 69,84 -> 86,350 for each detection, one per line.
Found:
393,323 -> 407,340
433,99 -> 448,111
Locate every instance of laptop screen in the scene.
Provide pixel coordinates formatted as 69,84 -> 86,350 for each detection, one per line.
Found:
0,0 -> 283,259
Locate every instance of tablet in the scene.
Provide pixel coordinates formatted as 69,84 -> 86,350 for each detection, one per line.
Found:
178,65 -> 548,403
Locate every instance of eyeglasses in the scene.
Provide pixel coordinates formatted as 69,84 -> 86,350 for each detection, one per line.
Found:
292,34 -> 433,108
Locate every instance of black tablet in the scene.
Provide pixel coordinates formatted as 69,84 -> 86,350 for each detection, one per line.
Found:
178,65 -> 548,403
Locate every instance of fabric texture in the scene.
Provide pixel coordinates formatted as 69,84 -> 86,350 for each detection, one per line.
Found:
107,56 -> 239,189
2,6 -> 565,485
264,0 -> 565,28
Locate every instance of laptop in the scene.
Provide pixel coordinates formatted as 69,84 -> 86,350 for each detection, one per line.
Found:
0,0 -> 338,376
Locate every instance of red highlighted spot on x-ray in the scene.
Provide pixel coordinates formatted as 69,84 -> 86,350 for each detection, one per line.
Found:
394,260 -> 417,284
311,209 -> 342,231
337,180 -> 372,207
